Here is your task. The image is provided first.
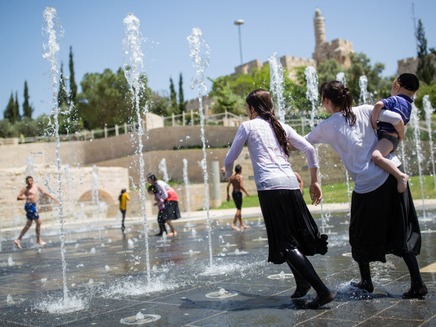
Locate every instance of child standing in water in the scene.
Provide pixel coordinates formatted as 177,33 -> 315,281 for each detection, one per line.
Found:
118,188 -> 130,231
371,73 -> 419,193
226,164 -> 250,230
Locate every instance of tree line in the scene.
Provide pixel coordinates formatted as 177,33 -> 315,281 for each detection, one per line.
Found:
2,19 -> 435,139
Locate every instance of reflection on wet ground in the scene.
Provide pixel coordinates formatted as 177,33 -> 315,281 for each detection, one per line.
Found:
0,211 -> 435,326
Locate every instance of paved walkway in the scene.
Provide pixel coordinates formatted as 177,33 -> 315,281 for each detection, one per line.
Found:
0,203 -> 435,326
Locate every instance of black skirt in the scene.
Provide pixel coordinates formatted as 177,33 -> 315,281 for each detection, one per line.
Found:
350,173 -> 421,263
258,189 -> 328,264
165,200 -> 181,220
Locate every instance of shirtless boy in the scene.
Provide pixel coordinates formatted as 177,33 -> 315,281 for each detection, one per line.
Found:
15,176 -> 57,249
226,164 -> 250,230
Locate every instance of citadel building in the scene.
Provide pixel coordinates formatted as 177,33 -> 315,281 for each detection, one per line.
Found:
233,9 -> 354,81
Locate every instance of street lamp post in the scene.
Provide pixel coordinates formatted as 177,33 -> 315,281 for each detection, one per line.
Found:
234,19 -> 244,65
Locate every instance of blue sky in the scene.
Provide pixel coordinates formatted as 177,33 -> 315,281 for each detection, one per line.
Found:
1,0 -> 435,118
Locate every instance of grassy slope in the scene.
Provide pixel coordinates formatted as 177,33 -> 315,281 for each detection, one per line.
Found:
214,175 -> 436,210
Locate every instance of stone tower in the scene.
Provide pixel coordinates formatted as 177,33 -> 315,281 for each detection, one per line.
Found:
314,8 -> 326,55
312,9 -> 354,68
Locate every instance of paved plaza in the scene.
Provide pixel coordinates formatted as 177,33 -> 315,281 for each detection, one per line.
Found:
0,204 -> 435,326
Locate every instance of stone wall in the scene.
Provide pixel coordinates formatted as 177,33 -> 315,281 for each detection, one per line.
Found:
0,125 -> 433,227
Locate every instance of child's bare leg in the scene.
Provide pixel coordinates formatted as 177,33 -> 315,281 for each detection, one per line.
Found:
231,216 -> 239,230
372,139 -> 408,193
231,210 -> 240,230
239,213 -> 248,229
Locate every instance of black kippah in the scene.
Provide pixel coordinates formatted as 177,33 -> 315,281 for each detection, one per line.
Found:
398,73 -> 419,91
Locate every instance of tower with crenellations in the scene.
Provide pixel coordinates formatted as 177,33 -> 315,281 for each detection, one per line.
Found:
232,9 -> 354,82
312,8 -> 354,68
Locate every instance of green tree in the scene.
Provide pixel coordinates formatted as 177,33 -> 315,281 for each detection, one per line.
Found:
22,80 -> 33,119
78,68 -> 131,129
313,53 -> 391,104
15,117 -> 40,137
14,92 -> 20,122
77,68 -> 164,129
0,119 -> 15,137
58,63 -> 69,108
316,59 -> 342,85
4,93 -> 15,123
178,73 -> 186,113
344,53 -> 389,104
169,77 -> 178,114
210,64 -> 311,116
416,19 -> 435,84
69,46 -> 78,105
414,83 -> 436,115
209,76 -> 244,114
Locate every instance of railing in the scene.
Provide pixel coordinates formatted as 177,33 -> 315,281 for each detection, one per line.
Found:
3,111 -> 435,145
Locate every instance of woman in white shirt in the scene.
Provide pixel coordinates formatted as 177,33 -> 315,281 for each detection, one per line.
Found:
305,80 -> 427,299
224,89 -> 333,309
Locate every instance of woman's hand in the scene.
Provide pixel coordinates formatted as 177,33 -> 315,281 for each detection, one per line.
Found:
309,182 -> 322,205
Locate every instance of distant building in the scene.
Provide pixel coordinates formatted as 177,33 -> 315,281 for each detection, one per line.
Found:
232,8 -> 354,82
397,54 -> 436,81
312,9 -> 354,68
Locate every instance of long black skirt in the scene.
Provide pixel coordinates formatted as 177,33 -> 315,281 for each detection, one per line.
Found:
158,200 -> 181,222
350,173 -> 421,263
258,189 -> 328,264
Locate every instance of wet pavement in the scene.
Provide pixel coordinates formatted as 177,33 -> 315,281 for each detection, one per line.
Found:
0,206 -> 435,326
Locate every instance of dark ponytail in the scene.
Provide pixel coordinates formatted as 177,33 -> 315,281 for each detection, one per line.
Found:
246,89 -> 289,156
319,81 -> 356,126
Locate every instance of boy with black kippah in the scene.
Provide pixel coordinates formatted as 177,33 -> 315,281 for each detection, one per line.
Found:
371,73 -> 420,193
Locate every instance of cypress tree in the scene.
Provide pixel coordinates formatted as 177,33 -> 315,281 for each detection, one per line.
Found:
22,80 -> 33,119
69,46 -> 77,104
14,91 -> 20,122
4,93 -> 14,122
58,62 -> 69,107
416,19 -> 435,84
178,73 -> 186,113
169,77 -> 178,114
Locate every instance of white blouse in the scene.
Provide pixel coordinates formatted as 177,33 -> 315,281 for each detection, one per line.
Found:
305,105 -> 402,194
224,116 -> 319,191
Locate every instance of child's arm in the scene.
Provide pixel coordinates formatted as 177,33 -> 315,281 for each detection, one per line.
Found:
371,101 -> 384,129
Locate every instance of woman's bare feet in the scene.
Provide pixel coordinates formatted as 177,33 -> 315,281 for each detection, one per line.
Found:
37,240 -> 46,246
14,240 -> 22,249
397,174 -> 409,193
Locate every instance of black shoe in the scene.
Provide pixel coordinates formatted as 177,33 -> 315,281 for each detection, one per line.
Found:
350,281 -> 374,293
154,233 -> 163,236
402,285 -> 428,299
305,292 -> 334,309
291,284 -> 312,298
121,225 -> 125,230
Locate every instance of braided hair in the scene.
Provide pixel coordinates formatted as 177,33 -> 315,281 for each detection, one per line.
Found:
245,89 -> 289,156
319,81 -> 356,126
